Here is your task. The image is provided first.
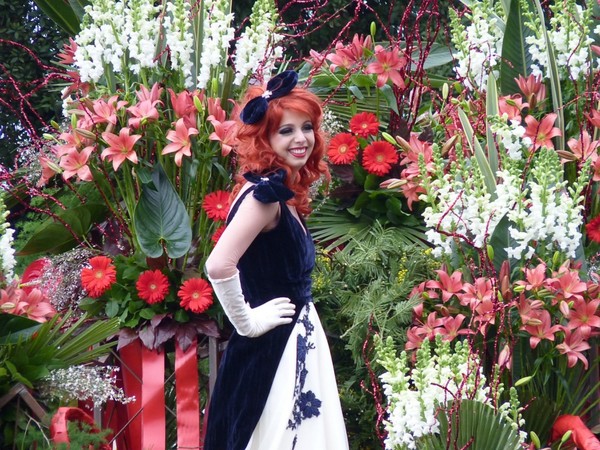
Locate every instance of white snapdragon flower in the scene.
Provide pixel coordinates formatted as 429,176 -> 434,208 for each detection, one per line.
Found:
233,0 -> 282,85
450,2 -> 504,90
197,0 -> 235,89
0,196 -> 15,282
164,0 -> 195,87
377,337 -> 509,450
525,0 -> 593,80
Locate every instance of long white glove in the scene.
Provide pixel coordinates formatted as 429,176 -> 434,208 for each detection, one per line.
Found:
208,271 -> 296,338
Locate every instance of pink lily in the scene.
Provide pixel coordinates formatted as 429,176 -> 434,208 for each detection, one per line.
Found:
60,147 -> 94,182
567,298 -> 600,337
523,113 -> 561,150
566,130 -> 600,162
89,95 -> 127,126
523,310 -> 561,349
365,45 -> 407,88
547,270 -> 587,303
208,119 -> 238,156
516,263 -> 547,291
168,88 -> 197,128
437,314 -> 471,341
128,99 -> 160,129
162,118 -> 199,166
498,94 -> 528,122
556,328 -> 591,369
37,156 -> 59,187
136,82 -> 163,104
515,74 -> 546,108
101,127 -> 141,171
586,109 -> 600,128
426,269 -> 464,302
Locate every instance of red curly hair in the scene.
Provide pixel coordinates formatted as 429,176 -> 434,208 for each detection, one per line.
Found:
232,85 -> 330,215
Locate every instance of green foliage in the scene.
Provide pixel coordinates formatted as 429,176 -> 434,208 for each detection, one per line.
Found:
12,413 -> 111,450
313,227 -> 439,449
418,399 -> 522,450
0,0 -> 67,165
0,312 -> 118,395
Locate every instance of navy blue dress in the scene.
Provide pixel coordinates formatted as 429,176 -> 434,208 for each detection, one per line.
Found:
203,170 -> 317,450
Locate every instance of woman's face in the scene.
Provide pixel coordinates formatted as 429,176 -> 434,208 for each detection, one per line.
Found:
269,109 -> 315,174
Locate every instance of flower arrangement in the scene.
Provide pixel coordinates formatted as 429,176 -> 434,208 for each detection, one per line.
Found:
24,0 -> 285,343
373,0 -> 600,447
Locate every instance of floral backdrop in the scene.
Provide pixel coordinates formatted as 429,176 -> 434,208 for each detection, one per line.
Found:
2,0 -> 600,448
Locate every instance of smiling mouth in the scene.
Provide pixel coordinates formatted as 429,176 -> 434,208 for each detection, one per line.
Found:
289,147 -> 307,158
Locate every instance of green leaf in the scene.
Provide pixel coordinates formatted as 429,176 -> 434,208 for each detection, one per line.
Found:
488,214 -> 513,272
32,0 -> 82,35
134,163 -> 192,258
348,85 -> 364,100
418,399 -> 522,450
139,308 -> 156,320
457,108 -> 497,197
486,75 -> 500,176
379,84 -> 399,115
106,299 -> 120,318
17,203 -> 108,256
500,0 -> 534,94
0,314 -> 42,344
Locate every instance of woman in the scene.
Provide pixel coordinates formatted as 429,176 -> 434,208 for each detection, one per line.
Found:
204,71 -> 349,450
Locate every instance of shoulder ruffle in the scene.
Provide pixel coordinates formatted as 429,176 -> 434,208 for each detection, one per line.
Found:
243,169 -> 294,204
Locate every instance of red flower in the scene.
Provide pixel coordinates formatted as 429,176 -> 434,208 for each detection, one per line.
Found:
203,191 -> 230,221
136,270 -> 170,304
361,141 -> 398,176
327,133 -> 359,164
81,256 -> 117,298
178,278 -> 213,313
211,225 -> 226,244
349,112 -> 379,138
586,215 -> 600,243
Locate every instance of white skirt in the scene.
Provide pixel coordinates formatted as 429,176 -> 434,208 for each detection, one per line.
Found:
245,303 -> 349,450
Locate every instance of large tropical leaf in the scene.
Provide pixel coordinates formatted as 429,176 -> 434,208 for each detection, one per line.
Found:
499,0 -> 535,94
418,399 -> 522,450
32,0 -> 87,35
308,200 -> 425,252
0,314 -> 42,345
17,203 -> 109,256
134,163 -> 192,258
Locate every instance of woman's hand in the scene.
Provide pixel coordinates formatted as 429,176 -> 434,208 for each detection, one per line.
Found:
245,297 -> 296,337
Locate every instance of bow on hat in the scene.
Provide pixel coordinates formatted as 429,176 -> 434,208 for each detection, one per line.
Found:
239,70 -> 299,125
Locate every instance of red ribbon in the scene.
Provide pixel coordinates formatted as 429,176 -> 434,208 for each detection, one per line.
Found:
141,345 -> 166,448
551,415 -> 600,449
175,338 -> 201,449
50,406 -> 110,449
120,340 -> 144,450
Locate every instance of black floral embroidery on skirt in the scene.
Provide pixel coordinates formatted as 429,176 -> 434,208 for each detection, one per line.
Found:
287,304 -> 321,431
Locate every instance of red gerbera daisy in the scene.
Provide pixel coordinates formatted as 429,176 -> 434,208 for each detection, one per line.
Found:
586,215 -> 600,243
349,112 -> 379,138
327,133 -> 359,164
362,141 -> 399,176
211,225 -> 226,244
136,270 -> 170,304
202,190 -> 230,221
81,256 -> 117,298
178,278 -> 214,313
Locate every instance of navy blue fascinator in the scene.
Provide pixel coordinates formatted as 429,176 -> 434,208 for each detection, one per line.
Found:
239,70 -> 299,125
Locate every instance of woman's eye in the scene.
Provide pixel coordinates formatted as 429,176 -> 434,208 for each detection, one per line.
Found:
279,127 -> 293,135
302,124 -> 314,131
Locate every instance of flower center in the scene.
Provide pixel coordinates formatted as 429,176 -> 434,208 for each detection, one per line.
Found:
339,145 -> 348,154
150,283 -> 157,291
376,154 -> 385,162
95,271 -> 104,279
192,292 -> 200,299
361,123 -> 368,129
